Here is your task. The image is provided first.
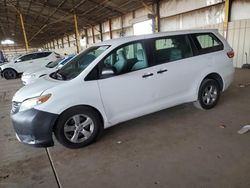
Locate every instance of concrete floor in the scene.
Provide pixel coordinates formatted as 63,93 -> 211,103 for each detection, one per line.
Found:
0,69 -> 250,188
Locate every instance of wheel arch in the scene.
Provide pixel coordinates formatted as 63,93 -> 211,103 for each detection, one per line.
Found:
53,104 -> 105,132
203,72 -> 224,91
3,67 -> 18,74
2,68 -> 18,79
193,72 -> 224,101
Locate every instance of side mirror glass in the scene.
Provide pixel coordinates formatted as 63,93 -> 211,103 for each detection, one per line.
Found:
101,67 -> 115,79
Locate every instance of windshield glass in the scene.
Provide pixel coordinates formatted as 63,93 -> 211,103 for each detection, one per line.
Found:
46,58 -> 63,68
51,45 -> 109,80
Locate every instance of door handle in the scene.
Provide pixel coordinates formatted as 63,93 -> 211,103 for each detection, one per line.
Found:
142,73 -> 154,78
157,69 -> 168,74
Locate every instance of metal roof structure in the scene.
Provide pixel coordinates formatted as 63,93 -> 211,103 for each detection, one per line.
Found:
0,0 -> 153,48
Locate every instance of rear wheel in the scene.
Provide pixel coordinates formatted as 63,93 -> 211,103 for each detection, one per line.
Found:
194,79 -> 220,110
54,106 -> 103,149
3,69 -> 17,79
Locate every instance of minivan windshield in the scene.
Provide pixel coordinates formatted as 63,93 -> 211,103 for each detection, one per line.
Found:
51,45 -> 109,80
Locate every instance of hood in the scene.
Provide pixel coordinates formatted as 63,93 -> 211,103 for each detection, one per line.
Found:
13,75 -> 64,102
23,66 -> 49,75
33,67 -> 56,78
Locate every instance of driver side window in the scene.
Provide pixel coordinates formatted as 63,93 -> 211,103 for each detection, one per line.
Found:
102,42 -> 148,76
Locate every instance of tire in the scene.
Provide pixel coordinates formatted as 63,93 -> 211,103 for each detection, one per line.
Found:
3,69 -> 17,79
194,79 -> 220,110
54,106 -> 103,149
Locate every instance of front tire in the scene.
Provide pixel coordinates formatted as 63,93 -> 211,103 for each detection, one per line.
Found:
54,106 -> 103,149
3,69 -> 17,79
194,79 -> 220,110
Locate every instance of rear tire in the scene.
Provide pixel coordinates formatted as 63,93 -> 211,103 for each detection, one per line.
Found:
54,106 -> 103,149
194,79 -> 220,110
3,69 -> 17,79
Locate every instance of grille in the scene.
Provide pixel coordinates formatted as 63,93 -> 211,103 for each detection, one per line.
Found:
11,101 -> 21,114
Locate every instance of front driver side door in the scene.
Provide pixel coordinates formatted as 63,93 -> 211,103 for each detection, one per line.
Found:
97,41 -> 161,125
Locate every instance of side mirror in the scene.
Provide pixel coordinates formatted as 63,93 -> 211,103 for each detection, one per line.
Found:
57,64 -> 63,69
15,59 -> 21,63
101,67 -> 115,79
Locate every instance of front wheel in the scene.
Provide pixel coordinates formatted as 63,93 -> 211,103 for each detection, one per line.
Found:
194,79 -> 220,110
3,69 -> 17,79
54,106 -> 103,149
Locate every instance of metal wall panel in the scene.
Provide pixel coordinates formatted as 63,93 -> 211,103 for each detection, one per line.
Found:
227,19 -> 250,67
160,0 -> 223,18
231,0 -> 250,21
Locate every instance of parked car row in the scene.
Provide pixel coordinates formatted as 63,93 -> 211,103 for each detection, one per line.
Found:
9,29 -> 234,149
0,51 -> 61,79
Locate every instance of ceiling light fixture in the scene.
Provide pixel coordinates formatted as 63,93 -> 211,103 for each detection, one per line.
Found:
1,39 -> 15,45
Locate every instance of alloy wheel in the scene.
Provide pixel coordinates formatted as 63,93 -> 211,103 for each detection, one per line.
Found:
202,85 -> 218,105
64,114 -> 94,143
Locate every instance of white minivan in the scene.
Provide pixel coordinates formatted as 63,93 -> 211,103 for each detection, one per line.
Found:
11,30 -> 234,148
0,51 -> 60,79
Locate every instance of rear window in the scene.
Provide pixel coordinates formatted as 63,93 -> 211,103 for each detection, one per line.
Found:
191,33 -> 223,55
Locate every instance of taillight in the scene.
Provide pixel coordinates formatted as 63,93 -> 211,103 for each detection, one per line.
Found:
227,50 -> 234,58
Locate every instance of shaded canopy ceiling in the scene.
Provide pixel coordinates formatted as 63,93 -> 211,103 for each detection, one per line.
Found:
0,0 -> 154,48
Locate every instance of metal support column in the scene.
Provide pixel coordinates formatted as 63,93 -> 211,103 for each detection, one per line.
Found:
99,23 -> 103,41
73,14 -> 80,53
109,19 -> 112,39
155,0 -> 160,32
67,35 -> 70,47
19,13 -> 29,52
92,27 -> 95,43
56,39 -> 59,48
84,29 -> 89,46
224,0 -> 231,39
61,38 -> 64,48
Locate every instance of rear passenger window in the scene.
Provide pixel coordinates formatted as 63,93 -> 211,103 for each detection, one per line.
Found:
154,35 -> 192,64
36,52 -> 51,58
191,33 -> 223,55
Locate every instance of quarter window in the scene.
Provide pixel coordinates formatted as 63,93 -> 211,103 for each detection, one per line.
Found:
154,35 -> 192,64
191,33 -> 223,55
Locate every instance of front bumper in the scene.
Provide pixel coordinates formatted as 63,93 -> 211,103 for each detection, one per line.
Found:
11,108 -> 58,147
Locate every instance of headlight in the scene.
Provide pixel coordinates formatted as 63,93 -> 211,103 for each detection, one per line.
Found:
23,73 -> 35,78
19,94 -> 51,112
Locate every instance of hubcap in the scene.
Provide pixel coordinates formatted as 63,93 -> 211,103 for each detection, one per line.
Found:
202,85 -> 218,105
64,114 -> 94,143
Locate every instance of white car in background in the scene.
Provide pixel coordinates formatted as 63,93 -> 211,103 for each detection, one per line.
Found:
0,51 -> 60,79
21,55 -> 75,85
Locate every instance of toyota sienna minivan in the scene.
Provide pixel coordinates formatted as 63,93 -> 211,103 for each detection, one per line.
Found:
11,29 -> 234,148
